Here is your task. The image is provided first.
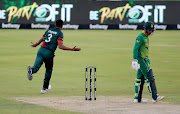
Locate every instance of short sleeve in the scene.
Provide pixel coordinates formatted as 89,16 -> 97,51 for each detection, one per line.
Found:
57,32 -> 63,41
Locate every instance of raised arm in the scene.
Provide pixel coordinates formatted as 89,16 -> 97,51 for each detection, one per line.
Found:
30,35 -> 44,47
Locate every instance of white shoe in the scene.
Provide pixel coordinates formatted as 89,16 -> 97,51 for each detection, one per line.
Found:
40,89 -> 48,94
133,99 -> 147,103
48,84 -> 51,90
40,84 -> 51,94
152,96 -> 164,103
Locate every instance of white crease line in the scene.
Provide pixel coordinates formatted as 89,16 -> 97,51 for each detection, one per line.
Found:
15,98 -> 38,104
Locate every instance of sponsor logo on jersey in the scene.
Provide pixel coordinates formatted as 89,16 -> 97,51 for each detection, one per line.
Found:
145,44 -> 149,47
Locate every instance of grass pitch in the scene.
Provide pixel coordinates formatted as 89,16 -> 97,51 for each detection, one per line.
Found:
0,29 -> 180,113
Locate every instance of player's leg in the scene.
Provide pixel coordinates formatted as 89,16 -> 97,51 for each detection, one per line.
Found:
42,51 -> 54,90
147,68 -> 164,102
147,69 -> 158,99
138,75 -> 145,102
139,58 -> 163,102
142,58 -> 158,100
43,63 -> 53,89
134,69 -> 142,100
32,49 -> 44,74
134,69 -> 146,103
138,58 -> 152,95
133,57 -> 150,103
137,57 -> 149,80
27,49 -> 43,80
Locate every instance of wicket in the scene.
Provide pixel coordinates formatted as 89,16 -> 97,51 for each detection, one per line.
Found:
85,66 -> 96,101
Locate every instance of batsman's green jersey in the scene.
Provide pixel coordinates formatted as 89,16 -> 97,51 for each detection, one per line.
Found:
32,27 -> 63,89
133,31 -> 149,59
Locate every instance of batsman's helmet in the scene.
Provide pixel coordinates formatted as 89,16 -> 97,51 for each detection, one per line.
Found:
144,21 -> 154,31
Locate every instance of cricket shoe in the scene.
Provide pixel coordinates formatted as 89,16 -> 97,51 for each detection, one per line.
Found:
152,96 -> 164,103
40,84 -> 51,94
27,66 -> 33,81
133,99 -> 147,103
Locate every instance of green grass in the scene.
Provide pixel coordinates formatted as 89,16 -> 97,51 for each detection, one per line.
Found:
0,29 -> 180,113
0,98 -> 79,114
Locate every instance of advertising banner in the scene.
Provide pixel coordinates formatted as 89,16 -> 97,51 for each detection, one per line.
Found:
0,0 -> 180,30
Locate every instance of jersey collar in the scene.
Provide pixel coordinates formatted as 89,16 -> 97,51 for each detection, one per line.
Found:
142,31 -> 149,36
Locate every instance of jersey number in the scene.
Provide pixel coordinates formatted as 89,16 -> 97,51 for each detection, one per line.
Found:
45,34 -> 52,43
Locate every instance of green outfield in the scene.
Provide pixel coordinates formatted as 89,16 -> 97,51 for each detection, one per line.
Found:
0,29 -> 180,113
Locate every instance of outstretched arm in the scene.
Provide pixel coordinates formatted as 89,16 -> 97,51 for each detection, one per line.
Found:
58,40 -> 81,51
30,36 -> 44,47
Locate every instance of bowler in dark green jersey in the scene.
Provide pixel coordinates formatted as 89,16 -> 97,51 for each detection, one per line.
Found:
27,19 -> 81,94
132,21 -> 164,103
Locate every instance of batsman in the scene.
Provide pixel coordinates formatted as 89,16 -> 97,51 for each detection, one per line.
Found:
132,21 -> 164,103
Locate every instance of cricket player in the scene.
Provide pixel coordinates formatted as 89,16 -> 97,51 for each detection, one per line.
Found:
132,21 -> 164,103
27,19 -> 81,93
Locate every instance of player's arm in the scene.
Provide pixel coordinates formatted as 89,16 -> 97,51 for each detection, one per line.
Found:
30,35 -> 45,47
58,40 -> 81,51
132,36 -> 143,71
133,36 -> 143,59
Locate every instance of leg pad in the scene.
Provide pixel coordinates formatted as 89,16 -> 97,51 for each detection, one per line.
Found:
148,69 -> 158,100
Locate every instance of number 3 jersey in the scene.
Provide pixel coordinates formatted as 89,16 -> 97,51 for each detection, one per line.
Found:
41,28 -> 63,53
